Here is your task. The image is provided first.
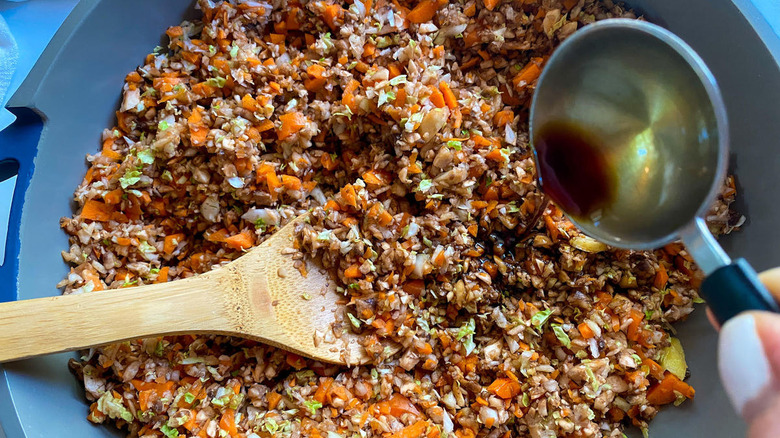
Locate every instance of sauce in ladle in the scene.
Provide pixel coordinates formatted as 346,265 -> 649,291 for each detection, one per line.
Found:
533,121 -> 616,220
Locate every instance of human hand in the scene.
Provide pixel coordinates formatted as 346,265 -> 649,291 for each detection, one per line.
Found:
718,268 -> 780,438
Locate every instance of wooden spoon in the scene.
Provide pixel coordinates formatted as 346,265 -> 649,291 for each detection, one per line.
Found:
0,215 -> 370,365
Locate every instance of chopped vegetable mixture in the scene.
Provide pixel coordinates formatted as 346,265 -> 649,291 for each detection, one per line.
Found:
60,0 -> 745,437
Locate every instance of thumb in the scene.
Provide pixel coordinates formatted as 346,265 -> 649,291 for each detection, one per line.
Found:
718,268 -> 780,436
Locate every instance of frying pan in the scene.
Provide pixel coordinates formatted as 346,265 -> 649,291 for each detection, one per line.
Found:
0,0 -> 778,436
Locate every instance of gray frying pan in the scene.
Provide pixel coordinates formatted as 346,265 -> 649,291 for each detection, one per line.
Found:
0,0 -> 778,436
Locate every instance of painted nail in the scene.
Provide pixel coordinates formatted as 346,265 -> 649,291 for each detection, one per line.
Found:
718,313 -> 772,418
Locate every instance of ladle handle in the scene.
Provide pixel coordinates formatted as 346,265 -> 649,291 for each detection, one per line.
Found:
701,258 -> 780,324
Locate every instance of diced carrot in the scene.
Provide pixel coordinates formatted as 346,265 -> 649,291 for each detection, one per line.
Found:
181,50 -> 201,65
563,0 -> 578,9
487,378 -> 521,399
578,322 -> 595,339
81,269 -> 105,291
191,82 -> 217,97
103,189 -> 123,205
594,291 -> 613,310
182,414 -> 197,431
512,58 -> 543,92
324,199 -> 340,212
464,2 -> 477,16
485,148 -> 508,162
407,0 -> 444,24
644,358 -> 666,381
138,390 -> 154,411
388,63 -> 403,79
115,237 -> 133,246
277,112 -> 307,140
166,26 -> 184,38
286,352 -> 307,370
362,170 -> 384,186
383,393 -> 421,417
241,94 -> 259,111
322,4 -> 343,30
646,373 -> 695,405
267,391 -> 282,410
463,32 -> 481,48
484,185 -> 499,201
654,264 -> 669,289
164,233 -> 185,254
154,266 -> 170,283
472,135 -> 492,148
378,210 -> 394,226
219,409 -> 238,437
391,420 -> 428,438
80,199 -> 114,222
417,342 -> 433,355
340,184 -> 358,208
627,308 -> 644,342
321,153 -> 338,171
305,64 -> 327,91
467,224 -> 478,237
281,175 -> 302,190
206,228 -> 230,243
395,87 -> 407,108
438,82 -> 457,109
363,42 -> 377,58
269,33 -> 285,45
493,110 -> 514,127
313,377 -> 334,403
188,108 -> 209,146
125,71 -> 142,84
344,263 -> 362,278
224,230 -> 255,251
102,138 -> 122,161
257,119 -> 275,133
355,61 -> 369,73
429,86 -> 445,108
342,79 -> 360,112
402,280 -> 424,297
483,0 -> 500,11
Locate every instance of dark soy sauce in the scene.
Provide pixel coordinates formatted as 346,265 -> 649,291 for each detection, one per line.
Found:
533,121 -> 615,219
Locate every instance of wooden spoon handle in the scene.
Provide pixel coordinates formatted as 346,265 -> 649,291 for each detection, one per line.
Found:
0,273 -> 227,363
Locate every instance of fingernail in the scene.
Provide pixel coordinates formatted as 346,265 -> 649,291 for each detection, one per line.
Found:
718,313 -> 772,417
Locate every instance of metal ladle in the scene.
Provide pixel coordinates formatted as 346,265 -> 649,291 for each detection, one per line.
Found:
529,19 -> 779,324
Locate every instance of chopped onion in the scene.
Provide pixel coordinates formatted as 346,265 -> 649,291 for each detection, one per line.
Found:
227,176 -> 244,188
505,124 -> 516,145
404,221 -> 420,239
241,208 -> 280,226
309,186 -> 327,204
353,0 -> 366,16
412,253 -> 429,278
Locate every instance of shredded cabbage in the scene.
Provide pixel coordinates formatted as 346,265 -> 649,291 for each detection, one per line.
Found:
552,324 -> 571,348
531,309 -> 553,329
119,169 -> 142,189
96,392 -> 133,423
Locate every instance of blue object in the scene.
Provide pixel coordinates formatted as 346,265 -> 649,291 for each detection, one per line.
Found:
0,0 -> 79,104
0,107 -> 40,303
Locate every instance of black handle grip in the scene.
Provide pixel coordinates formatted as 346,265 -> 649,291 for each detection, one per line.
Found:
701,258 -> 780,324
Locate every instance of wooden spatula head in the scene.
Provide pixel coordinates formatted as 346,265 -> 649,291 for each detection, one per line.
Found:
222,217 -> 368,365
